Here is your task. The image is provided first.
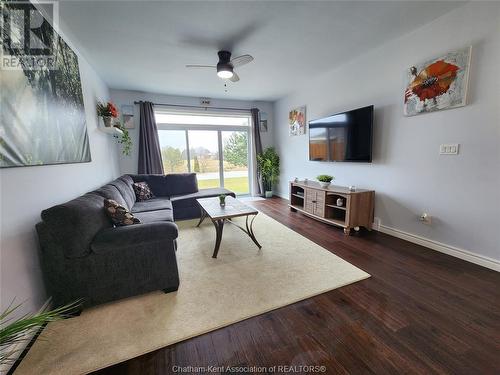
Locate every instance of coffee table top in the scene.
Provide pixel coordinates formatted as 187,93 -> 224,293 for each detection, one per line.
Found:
196,196 -> 258,220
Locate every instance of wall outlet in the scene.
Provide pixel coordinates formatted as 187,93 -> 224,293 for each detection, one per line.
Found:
439,143 -> 459,155
420,212 -> 432,225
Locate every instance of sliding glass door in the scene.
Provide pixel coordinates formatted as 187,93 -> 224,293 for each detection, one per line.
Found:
222,131 -> 249,194
187,130 -> 220,189
156,111 -> 251,195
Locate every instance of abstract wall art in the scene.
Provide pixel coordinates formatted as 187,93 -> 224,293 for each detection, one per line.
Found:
404,46 -> 471,116
289,106 -> 306,136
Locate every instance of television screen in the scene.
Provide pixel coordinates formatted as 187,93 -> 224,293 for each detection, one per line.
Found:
309,105 -> 373,162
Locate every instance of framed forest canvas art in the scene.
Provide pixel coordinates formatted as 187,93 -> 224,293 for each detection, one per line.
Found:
0,1 -> 90,168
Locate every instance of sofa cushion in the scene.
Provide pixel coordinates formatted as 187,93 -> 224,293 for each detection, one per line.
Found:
109,175 -> 135,209
165,173 -> 198,196
131,197 -> 173,213
129,174 -> 169,197
91,222 -> 178,254
104,199 -> 140,226
132,181 -> 155,201
170,188 -> 235,210
93,184 -> 128,208
134,209 -> 174,223
41,193 -> 112,258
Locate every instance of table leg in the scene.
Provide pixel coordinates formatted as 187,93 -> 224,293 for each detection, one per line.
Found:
246,214 -> 262,249
197,207 -> 207,227
212,219 -> 225,258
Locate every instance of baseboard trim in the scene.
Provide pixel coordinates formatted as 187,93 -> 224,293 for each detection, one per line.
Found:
275,192 -> 499,272
377,224 -> 500,272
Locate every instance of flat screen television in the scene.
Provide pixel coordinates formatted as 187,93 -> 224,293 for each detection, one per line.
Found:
309,105 -> 373,162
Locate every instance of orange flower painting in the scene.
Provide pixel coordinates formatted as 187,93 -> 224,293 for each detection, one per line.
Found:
404,47 -> 471,116
289,106 -> 306,136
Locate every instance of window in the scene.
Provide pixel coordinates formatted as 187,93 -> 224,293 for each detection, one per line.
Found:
156,110 -> 251,195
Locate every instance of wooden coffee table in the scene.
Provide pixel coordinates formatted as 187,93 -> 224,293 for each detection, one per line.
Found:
196,196 -> 261,258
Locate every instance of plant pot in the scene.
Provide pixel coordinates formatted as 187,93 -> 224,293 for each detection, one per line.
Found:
101,116 -> 112,127
265,191 -> 273,198
319,181 -> 331,188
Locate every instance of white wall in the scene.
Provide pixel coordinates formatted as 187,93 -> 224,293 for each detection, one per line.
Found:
273,3 -> 500,265
0,30 -> 120,320
110,89 -> 274,175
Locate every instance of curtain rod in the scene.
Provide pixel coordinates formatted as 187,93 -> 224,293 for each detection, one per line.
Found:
133,101 -> 252,112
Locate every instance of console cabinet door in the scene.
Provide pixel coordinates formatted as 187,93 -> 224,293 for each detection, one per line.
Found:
304,188 -> 326,217
304,188 -> 316,214
315,190 -> 326,217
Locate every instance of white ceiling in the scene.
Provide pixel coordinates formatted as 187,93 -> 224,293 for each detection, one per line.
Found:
60,1 -> 464,101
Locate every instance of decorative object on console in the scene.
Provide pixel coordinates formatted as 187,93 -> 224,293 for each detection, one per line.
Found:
288,106 -> 306,136
104,199 -> 140,226
349,185 -> 356,192
0,2 -> 89,168
336,198 -> 344,207
256,147 -> 280,198
219,194 -> 226,207
404,46 -> 471,116
317,174 -> 334,188
132,182 -> 154,201
97,101 -> 118,127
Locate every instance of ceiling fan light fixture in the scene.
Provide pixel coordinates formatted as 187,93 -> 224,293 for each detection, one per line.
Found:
217,64 -> 233,79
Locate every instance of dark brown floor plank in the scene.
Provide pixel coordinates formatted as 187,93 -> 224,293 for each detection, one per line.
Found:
93,197 -> 500,375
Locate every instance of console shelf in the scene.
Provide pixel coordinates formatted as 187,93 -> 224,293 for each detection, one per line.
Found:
288,181 -> 374,235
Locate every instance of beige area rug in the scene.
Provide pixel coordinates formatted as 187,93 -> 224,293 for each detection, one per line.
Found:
15,213 -> 370,374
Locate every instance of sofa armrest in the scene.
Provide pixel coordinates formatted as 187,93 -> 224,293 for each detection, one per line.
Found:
91,222 -> 178,253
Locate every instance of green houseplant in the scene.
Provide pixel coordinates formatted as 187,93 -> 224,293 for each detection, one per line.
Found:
257,147 -> 280,198
219,194 -> 226,206
113,123 -> 132,156
0,300 -> 81,367
317,174 -> 334,188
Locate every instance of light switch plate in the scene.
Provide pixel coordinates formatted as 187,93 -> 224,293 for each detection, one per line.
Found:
440,143 -> 459,155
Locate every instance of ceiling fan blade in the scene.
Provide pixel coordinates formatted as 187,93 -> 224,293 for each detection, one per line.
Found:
185,64 -> 216,69
229,71 -> 240,82
230,55 -> 254,68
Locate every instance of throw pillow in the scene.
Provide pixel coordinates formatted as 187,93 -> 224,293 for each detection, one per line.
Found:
132,181 -> 154,201
104,199 -> 140,226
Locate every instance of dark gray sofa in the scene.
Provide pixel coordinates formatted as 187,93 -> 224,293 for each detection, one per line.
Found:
36,173 -> 234,309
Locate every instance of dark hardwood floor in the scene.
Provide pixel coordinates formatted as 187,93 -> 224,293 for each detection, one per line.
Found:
94,197 -> 500,375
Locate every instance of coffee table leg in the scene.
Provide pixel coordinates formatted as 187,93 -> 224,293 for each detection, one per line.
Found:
212,219 -> 225,258
197,207 -> 207,227
246,214 -> 262,249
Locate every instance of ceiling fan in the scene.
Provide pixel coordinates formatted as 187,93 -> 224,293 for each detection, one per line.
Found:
186,50 -> 254,82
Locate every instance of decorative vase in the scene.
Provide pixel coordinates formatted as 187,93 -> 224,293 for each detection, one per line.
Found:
319,181 -> 330,188
101,116 -> 112,127
336,198 -> 344,207
219,195 -> 226,206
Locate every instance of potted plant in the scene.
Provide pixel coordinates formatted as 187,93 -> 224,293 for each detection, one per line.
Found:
0,300 -> 80,367
257,147 -> 280,198
113,123 -> 132,156
317,174 -> 334,188
219,194 -> 226,207
96,101 -> 118,127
